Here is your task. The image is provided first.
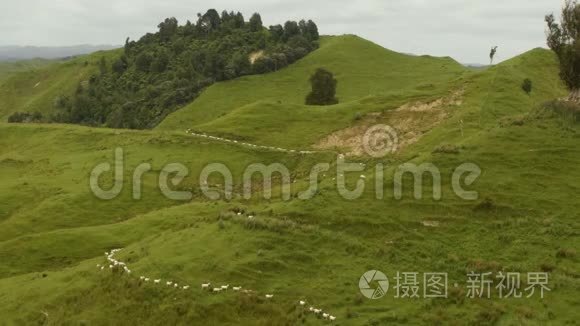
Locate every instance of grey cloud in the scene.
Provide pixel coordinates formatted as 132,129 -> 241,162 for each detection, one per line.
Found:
0,0 -> 563,64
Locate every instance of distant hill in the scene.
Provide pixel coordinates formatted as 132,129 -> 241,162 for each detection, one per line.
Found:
0,45 -> 119,61
463,63 -> 489,70
0,58 -> 56,81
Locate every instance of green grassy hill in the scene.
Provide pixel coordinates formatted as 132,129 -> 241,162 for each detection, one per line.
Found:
0,50 -> 120,120
0,36 -> 578,325
0,58 -> 56,82
157,35 -> 466,142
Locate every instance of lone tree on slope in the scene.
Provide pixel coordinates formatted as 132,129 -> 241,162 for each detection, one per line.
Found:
489,46 -> 498,65
522,78 -> 533,95
546,0 -> 580,102
305,68 -> 338,106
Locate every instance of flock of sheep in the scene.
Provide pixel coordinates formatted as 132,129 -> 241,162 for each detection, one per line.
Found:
97,249 -> 338,323
186,129 -> 316,155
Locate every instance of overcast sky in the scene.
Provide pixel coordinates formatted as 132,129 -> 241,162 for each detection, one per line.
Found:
0,0 -> 563,64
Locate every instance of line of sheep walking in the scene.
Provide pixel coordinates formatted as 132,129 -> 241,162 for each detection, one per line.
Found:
299,300 -> 337,322
186,129 -> 316,155
97,249 -> 337,323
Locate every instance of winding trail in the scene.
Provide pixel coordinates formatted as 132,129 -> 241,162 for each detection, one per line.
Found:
186,129 -> 319,155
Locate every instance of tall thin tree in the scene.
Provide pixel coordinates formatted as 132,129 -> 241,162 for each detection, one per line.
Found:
489,46 -> 498,65
546,0 -> 580,102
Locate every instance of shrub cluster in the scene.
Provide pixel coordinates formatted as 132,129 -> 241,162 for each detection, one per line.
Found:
7,111 -> 43,123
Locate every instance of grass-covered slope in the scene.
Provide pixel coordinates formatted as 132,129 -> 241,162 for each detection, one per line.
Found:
0,58 -> 55,82
157,35 -> 466,133
0,40 -> 578,325
454,48 -> 567,127
1,107 -> 579,325
0,51 -> 120,120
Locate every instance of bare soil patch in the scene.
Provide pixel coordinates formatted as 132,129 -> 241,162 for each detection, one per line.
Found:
314,89 -> 463,156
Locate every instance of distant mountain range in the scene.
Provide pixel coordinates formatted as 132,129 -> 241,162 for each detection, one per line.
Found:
0,45 -> 119,61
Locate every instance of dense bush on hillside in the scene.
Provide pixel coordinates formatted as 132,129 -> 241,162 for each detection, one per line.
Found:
522,78 -> 533,95
305,68 -> 338,105
52,10 -> 319,129
7,111 -> 43,123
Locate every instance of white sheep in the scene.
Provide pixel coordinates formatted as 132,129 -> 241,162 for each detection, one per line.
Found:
183,285 -> 190,290
154,279 -> 161,284
213,288 -> 222,293
313,309 -> 321,314
329,316 -> 336,322
201,283 -> 211,289
174,283 -> 179,288
100,266 -> 105,271
166,281 -> 173,286
232,286 -> 242,291
309,307 -> 314,312
299,300 -> 306,306
144,278 -> 150,282
221,285 -> 229,291
140,276 -> 145,280
265,294 -> 274,299
323,313 -> 329,319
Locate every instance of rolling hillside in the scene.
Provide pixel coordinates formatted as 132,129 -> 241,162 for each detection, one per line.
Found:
157,35 -> 467,141
0,59 -> 56,82
0,50 -> 121,120
0,34 -> 578,325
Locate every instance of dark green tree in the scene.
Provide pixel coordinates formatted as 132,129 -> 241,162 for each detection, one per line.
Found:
230,52 -> 251,75
522,78 -> 533,95
135,52 -> 152,72
112,55 -> 128,74
158,17 -> 178,41
546,0 -> 580,101
252,56 -> 275,74
287,35 -> 311,51
150,50 -> 169,73
269,25 -> 284,42
489,46 -> 498,65
233,12 -> 245,28
305,68 -> 338,105
283,21 -> 300,41
305,20 -> 319,41
199,9 -> 221,33
249,13 -> 263,32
